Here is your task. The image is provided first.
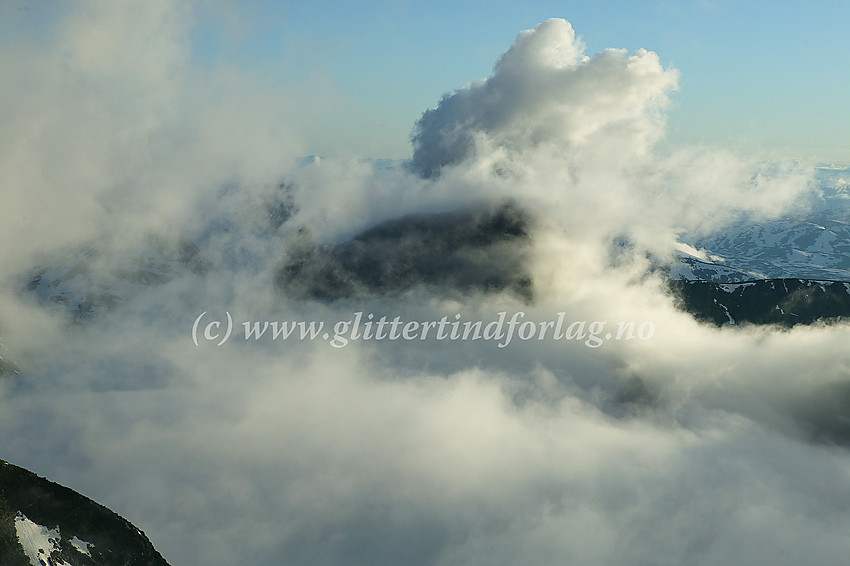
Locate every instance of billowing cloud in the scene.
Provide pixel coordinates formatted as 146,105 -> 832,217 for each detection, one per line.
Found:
410,18 -> 678,178
0,0 -> 299,273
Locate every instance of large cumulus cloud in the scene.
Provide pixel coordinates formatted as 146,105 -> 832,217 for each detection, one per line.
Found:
410,19 -> 678,178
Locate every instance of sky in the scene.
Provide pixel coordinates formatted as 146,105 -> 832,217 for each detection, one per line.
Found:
3,3 -> 850,566
186,1 -> 849,160
6,0 -> 844,161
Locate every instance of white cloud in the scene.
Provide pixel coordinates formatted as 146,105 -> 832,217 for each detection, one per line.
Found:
0,0 -> 299,273
410,18 -> 678,178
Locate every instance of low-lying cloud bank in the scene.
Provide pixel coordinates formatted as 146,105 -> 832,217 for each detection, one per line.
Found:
2,6 -> 848,566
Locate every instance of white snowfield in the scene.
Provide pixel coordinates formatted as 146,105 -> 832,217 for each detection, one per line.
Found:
14,512 -> 94,566
70,536 -> 93,557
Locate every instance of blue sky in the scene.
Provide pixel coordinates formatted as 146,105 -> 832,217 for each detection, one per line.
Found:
182,1 -> 850,161
5,0 -> 847,161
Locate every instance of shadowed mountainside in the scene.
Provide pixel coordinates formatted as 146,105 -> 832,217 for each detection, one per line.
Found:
0,459 -> 170,566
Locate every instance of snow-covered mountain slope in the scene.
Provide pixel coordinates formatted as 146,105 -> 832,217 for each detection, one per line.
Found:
668,166 -> 850,283
668,255 -> 762,283
0,459 -> 170,566
686,218 -> 850,281
661,172 -> 850,327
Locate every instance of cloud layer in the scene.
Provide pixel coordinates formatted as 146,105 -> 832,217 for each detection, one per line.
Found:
1,7 -> 847,566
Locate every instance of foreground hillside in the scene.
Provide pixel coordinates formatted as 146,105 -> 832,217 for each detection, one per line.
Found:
0,460 -> 170,566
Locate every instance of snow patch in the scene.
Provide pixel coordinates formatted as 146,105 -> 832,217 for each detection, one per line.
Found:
14,512 -> 71,566
70,535 -> 94,557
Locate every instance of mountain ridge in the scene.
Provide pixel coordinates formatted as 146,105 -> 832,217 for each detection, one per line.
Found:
0,459 -> 170,566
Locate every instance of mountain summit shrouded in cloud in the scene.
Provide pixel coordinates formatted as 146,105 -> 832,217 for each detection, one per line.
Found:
410,18 -> 678,178
4,6 -> 850,566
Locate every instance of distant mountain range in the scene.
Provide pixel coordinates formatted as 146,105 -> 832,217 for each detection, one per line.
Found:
672,218 -> 850,282
0,459 -> 170,566
660,165 -> 850,325
9,166 -> 850,337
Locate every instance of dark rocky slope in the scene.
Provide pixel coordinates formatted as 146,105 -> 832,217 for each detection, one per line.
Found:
0,459 -> 170,566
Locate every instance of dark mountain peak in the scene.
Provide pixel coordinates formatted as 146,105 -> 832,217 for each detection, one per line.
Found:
277,200 -> 534,302
0,459 -> 170,566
